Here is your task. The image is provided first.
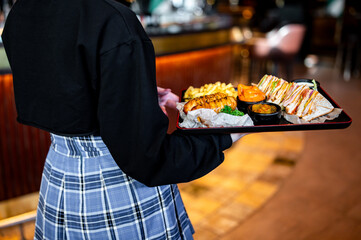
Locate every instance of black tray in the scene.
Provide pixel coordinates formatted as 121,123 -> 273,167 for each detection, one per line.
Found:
176,86 -> 352,133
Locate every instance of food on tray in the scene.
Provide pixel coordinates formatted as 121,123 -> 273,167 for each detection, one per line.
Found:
300,91 -> 334,121
251,103 -> 278,114
283,84 -> 310,114
183,92 -> 237,114
220,105 -> 244,116
257,75 -> 290,104
184,82 -> 237,100
237,84 -> 266,102
177,78 -> 349,131
248,102 -> 282,125
256,74 -> 335,121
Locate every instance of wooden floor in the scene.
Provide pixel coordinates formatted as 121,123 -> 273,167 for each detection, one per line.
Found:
180,131 -> 304,240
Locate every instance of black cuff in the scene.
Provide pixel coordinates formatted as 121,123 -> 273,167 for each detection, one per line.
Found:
219,134 -> 233,151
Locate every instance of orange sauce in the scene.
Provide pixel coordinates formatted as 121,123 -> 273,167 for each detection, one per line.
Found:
251,104 -> 277,114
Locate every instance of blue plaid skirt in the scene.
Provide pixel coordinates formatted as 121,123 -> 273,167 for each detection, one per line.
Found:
34,133 -> 194,240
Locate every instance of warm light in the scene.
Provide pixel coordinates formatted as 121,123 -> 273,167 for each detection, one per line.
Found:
242,9 -> 253,20
229,0 -> 239,6
240,48 -> 249,58
242,27 -> 253,39
230,27 -> 244,43
0,74 -> 13,83
156,47 -> 232,65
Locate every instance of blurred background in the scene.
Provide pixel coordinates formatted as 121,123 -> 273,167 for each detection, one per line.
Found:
1,0 -> 361,239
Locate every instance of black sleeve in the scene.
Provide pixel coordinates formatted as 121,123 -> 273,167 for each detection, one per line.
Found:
97,38 -> 232,187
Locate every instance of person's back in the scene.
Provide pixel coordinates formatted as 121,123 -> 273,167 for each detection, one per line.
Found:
3,0 -> 147,135
2,0 -> 242,238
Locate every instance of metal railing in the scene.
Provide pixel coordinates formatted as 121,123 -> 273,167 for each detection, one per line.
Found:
0,210 -> 36,240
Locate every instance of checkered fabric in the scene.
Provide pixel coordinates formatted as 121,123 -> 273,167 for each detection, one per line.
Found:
34,133 -> 194,240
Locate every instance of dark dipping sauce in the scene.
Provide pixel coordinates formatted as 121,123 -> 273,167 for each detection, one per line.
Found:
251,104 -> 277,114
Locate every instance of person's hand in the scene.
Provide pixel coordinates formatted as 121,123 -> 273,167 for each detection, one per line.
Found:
157,87 -> 179,108
157,87 -> 179,115
230,133 -> 248,143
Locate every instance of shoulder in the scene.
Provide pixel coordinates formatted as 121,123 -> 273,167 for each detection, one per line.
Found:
75,0 -> 149,53
100,0 -> 149,41
101,0 -> 136,19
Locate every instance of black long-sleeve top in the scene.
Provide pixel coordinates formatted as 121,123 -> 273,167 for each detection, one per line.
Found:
1,0 -> 232,186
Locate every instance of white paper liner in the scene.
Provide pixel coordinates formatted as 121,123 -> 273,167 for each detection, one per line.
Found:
177,102 -> 254,128
282,108 -> 343,124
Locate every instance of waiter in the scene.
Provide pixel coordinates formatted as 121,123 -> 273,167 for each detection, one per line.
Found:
2,0 -> 245,239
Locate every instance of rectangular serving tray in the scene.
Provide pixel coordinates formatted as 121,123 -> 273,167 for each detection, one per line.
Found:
176,86 -> 352,133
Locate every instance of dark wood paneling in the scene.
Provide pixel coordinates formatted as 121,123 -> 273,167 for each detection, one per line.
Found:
0,74 -> 50,201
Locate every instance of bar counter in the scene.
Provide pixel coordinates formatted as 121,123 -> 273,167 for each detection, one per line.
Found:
148,14 -> 233,55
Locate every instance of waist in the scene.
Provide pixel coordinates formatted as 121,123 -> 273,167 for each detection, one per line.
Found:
50,133 -> 111,158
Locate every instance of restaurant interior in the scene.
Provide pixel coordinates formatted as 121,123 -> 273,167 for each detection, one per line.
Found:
1,0 -> 361,239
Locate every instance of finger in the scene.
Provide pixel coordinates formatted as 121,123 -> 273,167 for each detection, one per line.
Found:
168,92 -> 179,102
157,87 -> 171,96
165,100 -> 177,109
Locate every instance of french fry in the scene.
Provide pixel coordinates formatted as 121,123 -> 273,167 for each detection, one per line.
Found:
184,82 -> 237,101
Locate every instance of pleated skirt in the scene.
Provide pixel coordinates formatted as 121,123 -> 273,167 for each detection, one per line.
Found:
34,133 -> 194,240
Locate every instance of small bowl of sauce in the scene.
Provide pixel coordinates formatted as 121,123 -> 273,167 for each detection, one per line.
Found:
248,102 -> 282,125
